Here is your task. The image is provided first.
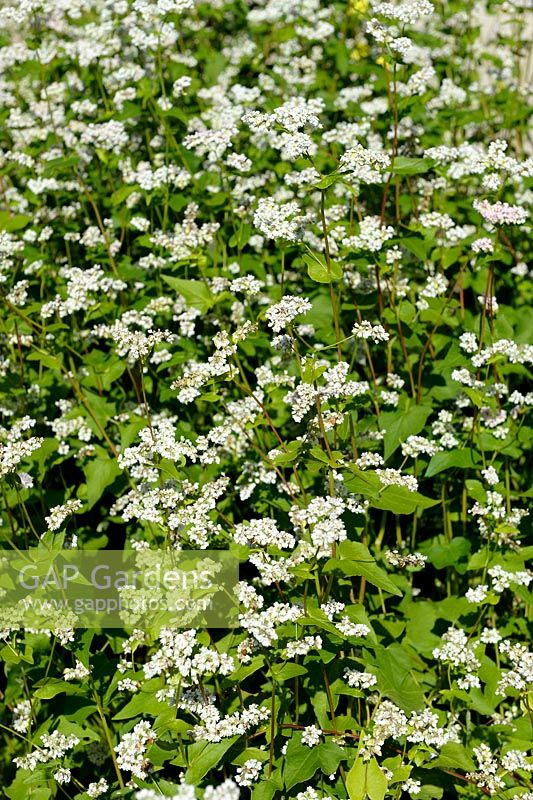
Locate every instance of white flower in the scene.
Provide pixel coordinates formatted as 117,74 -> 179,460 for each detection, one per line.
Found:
253,198 -> 309,242
234,518 -> 295,549
459,332 -> 478,352
472,237 -> 494,253
286,635 -> 323,658
204,780 -> 240,800
385,550 -> 427,568
14,731 -> 79,771
265,295 -> 312,332
457,673 -> 481,689
339,143 -> 391,183
321,601 -> 345,620
296,789 -> 322,800
172,76 -> 192,97
401,435 -> 440,458
0,425 -> 43,479
380,390 -> 400,407
376,468 -> 418,492
45,499 -> 83,532
18,471 -> 34,488
488,565 -> 532,593
374,0 -> 434,25
114,720 -> 156,779
63,659 -> 91,681
87,778 -> 109,798
481,466 -> 499,486
81,120 -> 128,153
302,725 -> 322,746
183,126 -> 237,162
501,749 -> 532,772
473,199 -> 528,225
343,216 -> 394,252
12,700 -> 32,733
402,778 -> 421,796
235,758 -> 263,786
191,703 -> 270,743
419,212 -> 454,230
344,669 -> 378,689
336,619 -> 370,638
433,628 -> 481,673
352,321 -> 390,342
466,744 -> 505,794
465,585 -> 488,603
356,452 -> 384,469
54,768 -> 71,785
497,640 -> 532,695
6,280 -> 29,306
480,628 -> 501,644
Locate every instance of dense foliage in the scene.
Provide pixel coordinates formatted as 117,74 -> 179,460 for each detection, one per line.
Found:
0,0 -> 532,798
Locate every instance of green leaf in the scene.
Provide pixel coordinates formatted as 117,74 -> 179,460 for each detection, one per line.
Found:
233,748 -> 269,766
33,679 -> 79,699
272,440 -> 303,466
318,742 -> 345,774
82,457 -> 120,509
405,603 -> 440,656
309,446 -> 332,464
343,468 -> 437,514
463,387 -> 485,408
325,541 -> 402,596
284,736 -> 320,789
303,253 -> 342,283
302,607 -> 348,637
442,246 -> 461,269
425,449 -> 477,477
382,756 -> 412,785
5,771 -> 51,800
184,737 -> 239,784
314,172 -> 339,189
0,212 -> 31,232
369,644 -> 426,712
100,359 -> 126,390
252,783 -> 277,800
161,275 -> 215,313
309,446 -> 343,468
390,157 -> 434,175
346,757 -> 388,800
398,300 -> 417,323
1,644 -> 21,664
229,223 -> 252,249
169,194 -> 189,213
270,662 -> 308,682
343,467 -> 382,496
112,688 -> 169,721
427,742 -> 475,772
81,390 -> 116,429
27,350 -> 63,371
56,719 -> 100,742
381,405 -> 432,459
229,656 -> 265,683
465,479 -> 486,503
147,740 -> 178,768
111,185 -> 137,205
420,536 -> 471,569
401,237 -> 429,260
42,155 -> 80,176
371,486 -> 439,515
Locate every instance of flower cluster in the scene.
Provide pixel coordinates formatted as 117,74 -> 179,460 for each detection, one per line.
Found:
0,0 -> 531,798
114,720 -> 156,779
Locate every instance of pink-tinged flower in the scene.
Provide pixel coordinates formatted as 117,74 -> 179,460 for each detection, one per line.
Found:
473,199 -> 528,225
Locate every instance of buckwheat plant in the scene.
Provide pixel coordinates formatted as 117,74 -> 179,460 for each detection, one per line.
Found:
0,0 -> 531,798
